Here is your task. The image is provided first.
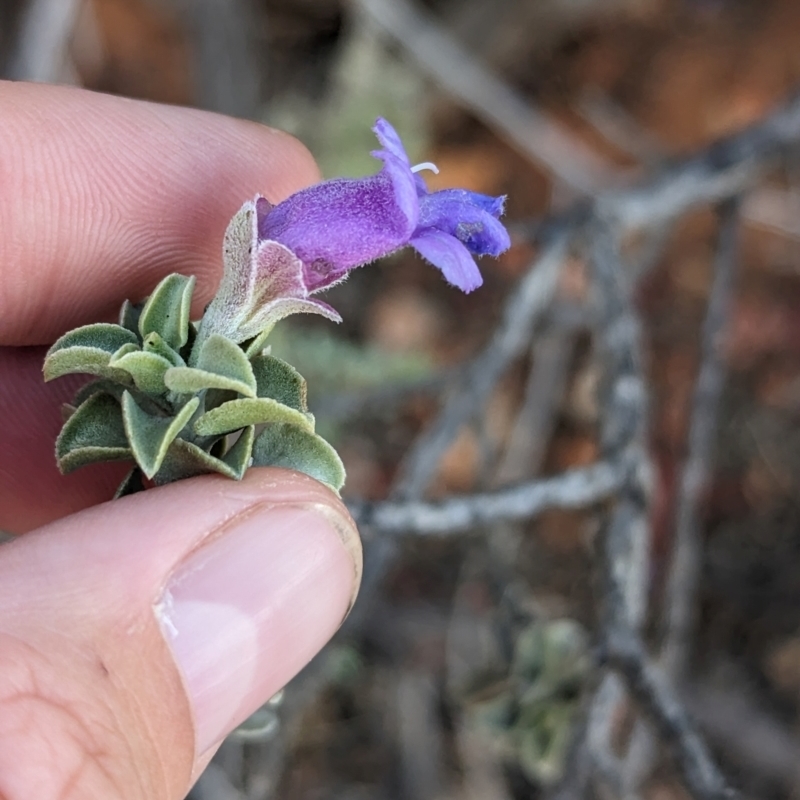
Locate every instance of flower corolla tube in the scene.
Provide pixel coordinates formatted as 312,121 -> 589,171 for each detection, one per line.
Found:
200,118 -> 511,346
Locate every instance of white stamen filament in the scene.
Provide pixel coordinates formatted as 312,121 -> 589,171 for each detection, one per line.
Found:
411,162 -> 439,175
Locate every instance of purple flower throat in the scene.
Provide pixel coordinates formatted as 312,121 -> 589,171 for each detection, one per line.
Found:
258,117 -> 510,294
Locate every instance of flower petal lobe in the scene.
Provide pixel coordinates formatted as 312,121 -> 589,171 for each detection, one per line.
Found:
410,229 -> 484,293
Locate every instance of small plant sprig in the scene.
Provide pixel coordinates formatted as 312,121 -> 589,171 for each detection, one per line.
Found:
43,119 -> 510,497
462,619 -> 591,787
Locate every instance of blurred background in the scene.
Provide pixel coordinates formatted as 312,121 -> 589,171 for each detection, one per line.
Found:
5,1 -> 800,799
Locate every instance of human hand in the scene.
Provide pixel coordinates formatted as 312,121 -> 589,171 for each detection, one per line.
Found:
0,82 -> 362,799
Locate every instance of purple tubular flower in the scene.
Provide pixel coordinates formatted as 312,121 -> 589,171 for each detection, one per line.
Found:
199,119 -> 510,350
259,117 -> 510,294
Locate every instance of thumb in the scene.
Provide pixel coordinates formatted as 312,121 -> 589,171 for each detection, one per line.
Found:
0,469 -> 361,800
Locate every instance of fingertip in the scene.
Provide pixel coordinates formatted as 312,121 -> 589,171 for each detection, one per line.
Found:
0,468 -> 361,797
0,82 -> 321,344
155,480 -> 359,755
229,116 -> 322,197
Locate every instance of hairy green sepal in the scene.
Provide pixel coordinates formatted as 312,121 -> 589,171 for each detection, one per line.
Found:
43,274 -> 346,495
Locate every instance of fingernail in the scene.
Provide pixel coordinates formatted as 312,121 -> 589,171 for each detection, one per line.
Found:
156,503 -> 360,757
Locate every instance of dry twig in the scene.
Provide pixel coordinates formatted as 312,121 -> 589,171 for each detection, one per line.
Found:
578,222 -> 653,800
601,93 -> 800,230
663,199 -> 742,679
605,626 -> 736,800
494,323 -> 580,483
348,459 -> 627,537
618,200 -> 742,797
583,222 -> 737,800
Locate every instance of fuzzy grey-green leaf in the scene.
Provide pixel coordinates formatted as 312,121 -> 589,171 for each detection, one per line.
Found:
142,331 -> 184,366
196,334 -> 257,394
44,352 -> 133,385
109,350 -> 172,394
251,354 -> 307,411
252,423 -> 345,492
44,323 -> 140,382
122,392 -> 200,478
165,333 -> 257,397
163,366 -> 255,398
243,327 -> 272,359
138,273 -> 195,351
152,437 -> 239,484
59,446 -> 133,474
194,397 -> 313,437
111,342 -> 140,360
47,323 -> 139,356
56,393 -> 132,473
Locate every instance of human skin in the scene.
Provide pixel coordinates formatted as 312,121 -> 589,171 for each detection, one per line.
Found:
0,82 -> 362,800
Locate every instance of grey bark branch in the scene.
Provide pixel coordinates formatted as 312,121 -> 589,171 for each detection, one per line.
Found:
557,222 -> 654,800
610,199 -> 744,800
601,93 -> 800,230
583,224 -> 734,800
617,200 -> 743,798
589,223 -> 651,631
347,460 -> 627,537
662,199 -> 742,679
494,325 -> 579,483
606,627 -> 736,800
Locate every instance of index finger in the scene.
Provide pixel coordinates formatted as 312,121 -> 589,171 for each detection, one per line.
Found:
0,81 -> 320,346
